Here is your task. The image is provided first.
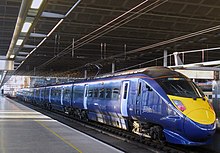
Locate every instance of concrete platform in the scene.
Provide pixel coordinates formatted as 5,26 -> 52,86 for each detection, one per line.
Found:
0,96 -> 124,153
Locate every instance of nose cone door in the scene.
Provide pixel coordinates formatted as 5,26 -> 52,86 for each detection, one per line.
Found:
187,109 -> 215,125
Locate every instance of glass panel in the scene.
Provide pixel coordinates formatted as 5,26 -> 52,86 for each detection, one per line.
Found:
156,77 -> 205,98
112,88 -> 120,99
123,83 -> 128,99
88,89 -> 93,97
99,88 -> 105,98
94,89 -> 98,98
105,88 -> 111,99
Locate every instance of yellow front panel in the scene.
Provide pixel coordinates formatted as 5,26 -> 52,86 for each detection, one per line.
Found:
168,95 -> 216,125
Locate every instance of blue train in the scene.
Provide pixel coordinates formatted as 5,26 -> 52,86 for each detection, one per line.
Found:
16,66 -> 216,145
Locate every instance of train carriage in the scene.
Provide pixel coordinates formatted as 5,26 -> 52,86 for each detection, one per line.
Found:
16,66 -> 216,145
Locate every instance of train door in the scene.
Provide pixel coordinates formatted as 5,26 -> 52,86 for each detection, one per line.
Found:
60,87 -> 64,106
136,80 -> 152,116
121,81 -> 130,117
48,87 -> 51,104
83,84 -> 88,109
136,80 -> 142,116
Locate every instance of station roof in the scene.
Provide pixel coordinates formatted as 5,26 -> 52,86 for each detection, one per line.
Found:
1,0 -> 220,79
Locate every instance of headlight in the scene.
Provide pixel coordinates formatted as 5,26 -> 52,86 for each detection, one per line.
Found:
173,99 -> 186,112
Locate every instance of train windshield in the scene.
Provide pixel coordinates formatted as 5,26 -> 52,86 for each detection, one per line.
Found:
156,77 -> 205,98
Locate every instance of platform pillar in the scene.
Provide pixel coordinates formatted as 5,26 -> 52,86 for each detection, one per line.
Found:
163,50 -> 167,67
84,70 -> 87,79
112,62 -> 115,73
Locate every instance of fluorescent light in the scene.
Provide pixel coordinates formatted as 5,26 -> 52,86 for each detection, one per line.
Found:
10,55 -> 15,58
21,22 -> 32,33
16,39 -> 23,45
31,0 -> 43,9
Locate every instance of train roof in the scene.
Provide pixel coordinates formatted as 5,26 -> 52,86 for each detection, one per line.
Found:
97,66 -> 184,79
31,66 -> 185,88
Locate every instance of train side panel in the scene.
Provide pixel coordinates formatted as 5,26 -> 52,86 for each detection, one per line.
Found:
86,80 -> 124,128
62,84 -> 73,112
72,83 -> 85,109
44,87 -> 51,104
50,85 -> 63,111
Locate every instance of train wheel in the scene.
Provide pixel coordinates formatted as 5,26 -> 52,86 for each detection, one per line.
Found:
48,103 -> 52,110
80,110 -> 88,121
149,126 -> 165,144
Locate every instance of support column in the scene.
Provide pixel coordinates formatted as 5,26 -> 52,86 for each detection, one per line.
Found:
173,52 -> 183,66
112,62 -> 115,73
84,69 -> 87,79
163,50 -> 167,67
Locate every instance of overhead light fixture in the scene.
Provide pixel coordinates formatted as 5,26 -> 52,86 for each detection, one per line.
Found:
16,39 -> 23,45
21,22 -> 32,33
31,0 -> 43,9
10,55 -> 15,59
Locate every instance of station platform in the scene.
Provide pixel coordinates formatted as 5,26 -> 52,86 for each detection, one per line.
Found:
0,96 -> 124,153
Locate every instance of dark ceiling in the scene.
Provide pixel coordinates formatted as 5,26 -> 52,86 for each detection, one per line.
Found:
2,0 -> 220,78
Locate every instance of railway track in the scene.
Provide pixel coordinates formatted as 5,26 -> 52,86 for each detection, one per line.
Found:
13,98 -> 217,153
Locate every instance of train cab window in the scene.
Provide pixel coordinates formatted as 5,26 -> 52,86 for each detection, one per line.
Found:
112,88 -> 120,100
88,89 -> 93,97
156,77 -> 205,98
99,88 -> 105,98
94,89 -> 98,98
105,88 -> 112,99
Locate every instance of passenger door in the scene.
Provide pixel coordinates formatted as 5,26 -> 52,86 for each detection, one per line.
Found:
83,84 -> 88,109
136,80 -> 143,116
121,81 -> 130,117
136,80 -> 153,116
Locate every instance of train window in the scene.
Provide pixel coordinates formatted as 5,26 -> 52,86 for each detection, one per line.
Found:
156,77 -> 205,98
85,87 -> 88,97
105,88 -> 111,99
138,83 -> 141,96
56,89 -> 61,97
41,89 -> 45,96
45,89 -> 49,98
73,86 -> 84,98
94,89 -> 98,98
99,88 -> 105,98
112,88 -> 120,99
51,89 -> 54,96
146,84 -> 152,91
123,83 -> 128,99
88,89 -> 93,97
63,88 -> 71,99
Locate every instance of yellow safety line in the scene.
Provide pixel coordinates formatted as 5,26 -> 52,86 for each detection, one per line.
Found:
36,121 -> 83,153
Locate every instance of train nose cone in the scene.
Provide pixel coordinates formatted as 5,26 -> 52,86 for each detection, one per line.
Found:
187,109 -> 215,125
184,109 -> 216,142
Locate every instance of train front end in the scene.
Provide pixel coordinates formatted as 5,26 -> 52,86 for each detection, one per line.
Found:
156,75 -> 216,145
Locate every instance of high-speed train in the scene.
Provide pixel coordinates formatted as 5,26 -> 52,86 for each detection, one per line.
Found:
16,66 -> 216,145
